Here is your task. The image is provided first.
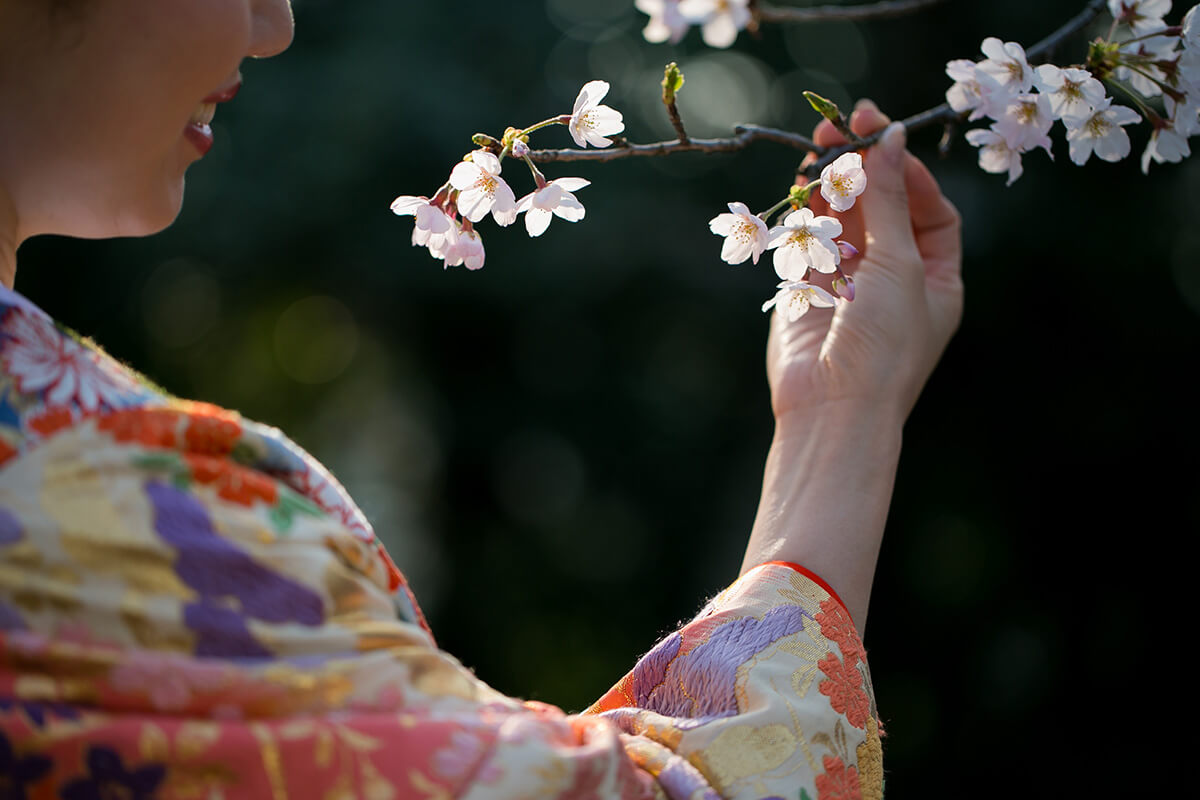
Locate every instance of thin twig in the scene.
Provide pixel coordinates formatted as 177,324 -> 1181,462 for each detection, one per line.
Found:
529,126 -> 818,163
530,0 -> 1110,174
756,0 -> 950,24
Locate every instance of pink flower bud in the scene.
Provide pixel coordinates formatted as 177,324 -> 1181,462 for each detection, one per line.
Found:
836,240 -> 860,260
512,139 -> 530,158
832,272 -> 855,301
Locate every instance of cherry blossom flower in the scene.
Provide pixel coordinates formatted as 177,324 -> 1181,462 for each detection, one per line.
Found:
677,0 -> 752,49
0,307 -> 142,412
965,127 -> 1025,185
709,201 -> 770,265
761,280 -> 838,322
516,177 -> 590,237
568,81 -> 625,148
994,93 -> 1055,153
443,227 -> 485,270
819,152 -> 868,212
636,0 -> 690,44
1063,98 -> 1142,164
449,150 -> 518,226
1117,28 -> 1177,97
1142,119 -> 1191,171
1034,65 -> 1107,118
391,195 -> 452,237
945,59 -> 1006,121
1184,3 -> 1199,46
1167,93 -> 1199,136
977,37 -> 1036,94
836,240 -> 860,261
1110,0 -> 1172,35
766,208 -> 843,278
412,210 -> 459,261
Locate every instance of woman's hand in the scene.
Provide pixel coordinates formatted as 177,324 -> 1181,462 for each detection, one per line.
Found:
741,101 -> 963,630
768,101 -> 963,434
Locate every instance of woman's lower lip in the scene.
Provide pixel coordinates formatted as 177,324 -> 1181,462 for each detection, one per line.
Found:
184,122 -> 214,156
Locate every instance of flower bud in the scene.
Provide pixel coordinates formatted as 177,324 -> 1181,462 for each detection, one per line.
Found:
832,271 -> 855,301
836,240 -> 860,260
511,139 -> 530,158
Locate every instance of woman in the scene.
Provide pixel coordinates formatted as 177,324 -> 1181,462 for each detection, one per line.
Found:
0,0 -> 962,797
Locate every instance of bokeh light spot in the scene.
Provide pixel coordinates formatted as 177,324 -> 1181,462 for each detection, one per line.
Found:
141,259 -> 221,349
273,295 -> 360,384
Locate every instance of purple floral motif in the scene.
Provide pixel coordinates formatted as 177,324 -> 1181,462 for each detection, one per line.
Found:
0,697 -> 80,728
658,753 -> 723,800
58,745 -> 164,800
634,605 -> 810,719
0,598 -> 26,630
146,480 -> 325,658
0,507 -> 22,544
0,728 -> 52,798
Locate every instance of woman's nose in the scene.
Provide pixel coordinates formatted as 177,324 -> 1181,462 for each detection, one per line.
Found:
249,0 -> 295,59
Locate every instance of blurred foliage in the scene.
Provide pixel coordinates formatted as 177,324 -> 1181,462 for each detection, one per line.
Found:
15,0 -> 1197,796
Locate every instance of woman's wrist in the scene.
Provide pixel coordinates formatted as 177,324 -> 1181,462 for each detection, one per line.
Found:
740,402 -> 904,630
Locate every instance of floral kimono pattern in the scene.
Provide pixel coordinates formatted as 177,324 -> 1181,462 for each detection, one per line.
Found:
0,285 -> 883,799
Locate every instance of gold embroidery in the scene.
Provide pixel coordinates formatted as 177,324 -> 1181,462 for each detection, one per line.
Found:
692,723 -> 798,784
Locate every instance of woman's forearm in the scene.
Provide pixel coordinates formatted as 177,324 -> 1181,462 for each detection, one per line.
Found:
740,404 -> 904,632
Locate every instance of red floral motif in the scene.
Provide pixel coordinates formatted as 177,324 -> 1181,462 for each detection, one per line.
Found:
27,406 -> 76,437
185,454 -> 278,508
97,408 -> 180,449
184,409 -> 241,456
0,437 -> 16,466
815,597 -> 866,667
815,755 -> 862,800
817,652 -> 870,730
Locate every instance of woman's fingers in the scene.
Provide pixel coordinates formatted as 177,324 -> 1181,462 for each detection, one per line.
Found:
859,124 -> 922,279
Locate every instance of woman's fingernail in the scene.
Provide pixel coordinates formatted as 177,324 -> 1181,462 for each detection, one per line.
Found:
880,122 -> 906,164
854,98 -> 878,113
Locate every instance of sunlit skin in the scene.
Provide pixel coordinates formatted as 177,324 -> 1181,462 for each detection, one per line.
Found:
0,0 -> 295,290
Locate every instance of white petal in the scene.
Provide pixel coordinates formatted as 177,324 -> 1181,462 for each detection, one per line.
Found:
390,195 -> 425,215
553,177 -> 591,193
551,195 -> 586,222
472,149 -> 502,175
710,213 -> 737,236
449,161 -> 480,191
525,207 -> 553,237
573,80 -> 610,115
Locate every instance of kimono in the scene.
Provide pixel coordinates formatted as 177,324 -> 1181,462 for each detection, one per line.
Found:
0,284 -> 883,799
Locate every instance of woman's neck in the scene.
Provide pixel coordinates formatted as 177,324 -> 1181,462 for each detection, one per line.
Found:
0,185 -> 17,290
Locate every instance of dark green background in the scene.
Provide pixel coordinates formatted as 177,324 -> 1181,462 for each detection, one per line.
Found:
16,1 -> 1197,795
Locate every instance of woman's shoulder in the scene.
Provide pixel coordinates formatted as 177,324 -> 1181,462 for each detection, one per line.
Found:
0,285 -> 416,618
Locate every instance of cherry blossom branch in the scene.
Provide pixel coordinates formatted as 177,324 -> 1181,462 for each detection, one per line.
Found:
755,0 -> 950,24
528,125 -> 817,163
530,0 -> 1110,174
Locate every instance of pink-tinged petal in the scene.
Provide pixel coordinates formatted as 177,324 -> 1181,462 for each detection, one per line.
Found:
1107,105 -> 1143,126
727,201 -> 753,217
836,240 -> 860,260
574,80 -> 610,115
455,188 -> 490,223
720,233 -> 754,264
552,195 -> 586,221
980,37 -> 1007,61
807,240 -> 840,273
710,213 -> 737,236
806,215 -> 843,239
765,225 -> 789,248
415,205 -> 451,233
553,177 -> 591,192
1093,128 -> 1132,161
449,161 -> 480,191
772,247 -> 809,281
782,207 -> 815,228
525,207 -> 553,237
702,15 -> 739,48
472,149 -> 503,175
946,59 -> 979,82
805,285 -> 838,308
516,192 -> 535,213
390,195 -> 426,215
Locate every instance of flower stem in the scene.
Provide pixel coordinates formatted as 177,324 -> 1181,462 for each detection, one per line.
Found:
1118,26 -> 1181,46
1103,77 -> 1159,122
758,195 -> 795,222
522,154 -> 548,189
521,117 -> 568,137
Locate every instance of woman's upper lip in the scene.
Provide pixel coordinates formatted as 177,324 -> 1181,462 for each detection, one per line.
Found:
203,79 -> 242,104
